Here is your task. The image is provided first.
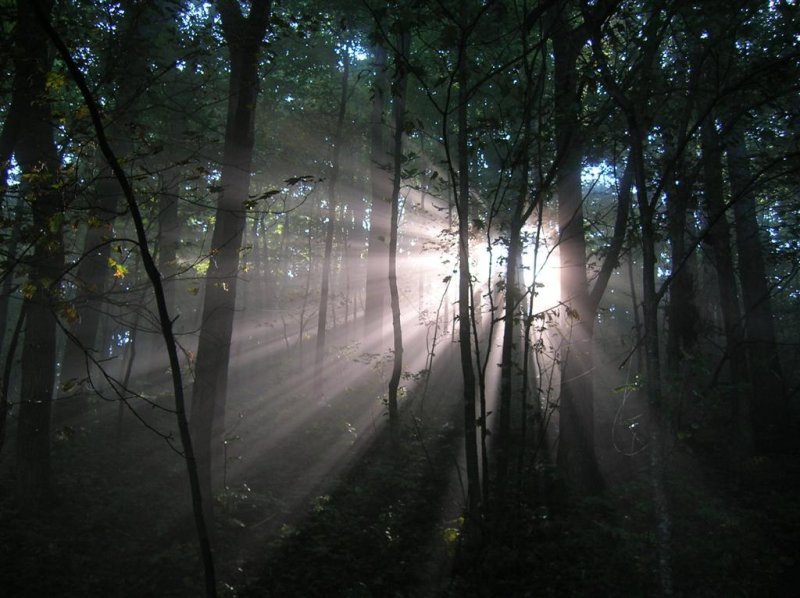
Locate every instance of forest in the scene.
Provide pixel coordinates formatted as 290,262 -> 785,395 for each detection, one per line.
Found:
0,0 -> 799,596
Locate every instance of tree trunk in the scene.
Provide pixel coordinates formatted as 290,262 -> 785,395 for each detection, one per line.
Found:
14,0 -> 64,511
0,305 -> 25,457
701,118 -> 753,460
387,32 -> 409,430
632,117 -> 673,598
552,7 -> 603,496
456,32 -> 481,519
364,43 -> 391,344
0,196 -> 23,360
665,177 -> 699,375
497,218 -> 523,487
315,44 -> 350,387
726,125 -> 788,452
190,0 -> 272,518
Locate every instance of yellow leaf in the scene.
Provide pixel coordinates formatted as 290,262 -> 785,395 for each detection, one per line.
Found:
46,71 -> 66,92
107,257 -> 128,279
21,282 -> 37,299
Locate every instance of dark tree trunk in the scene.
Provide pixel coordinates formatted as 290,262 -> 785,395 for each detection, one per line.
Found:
665,178 -> 699,375
387,32 -> 409,429
629,111 -> 674,597
552,6 -> 603,496
0,196 -> 23,360
726,125 -> 788,452
190,0 -> 272,518
0,305 -> 25,457
589,8 -> 673,590
456,31 -> 481,519
496,217 -> 523,487
14,0 -> 64,510
701,118 -> 753,460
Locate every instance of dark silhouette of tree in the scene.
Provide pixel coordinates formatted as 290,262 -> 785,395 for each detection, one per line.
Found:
36,6 -> 218,593
190,0 -> 272,519
387,29 -> 409,429
13,0 -> 64,510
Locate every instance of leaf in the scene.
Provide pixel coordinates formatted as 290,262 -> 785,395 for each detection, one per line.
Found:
60,378 -> 81,393
48,213 -> 64,234
87,215 -> 104,229
46,71 -> 66,92
442,527 -> 460,543
107,257 -> 128,279
21,282 -> 37,299
59,303 -> 80,324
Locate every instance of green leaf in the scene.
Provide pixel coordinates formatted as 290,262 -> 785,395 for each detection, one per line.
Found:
107,257 -> 128,279
48,213 -> 64,234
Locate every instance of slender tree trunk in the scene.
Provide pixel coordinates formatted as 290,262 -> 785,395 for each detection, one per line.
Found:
316,45 -> 350,386
632,119 -> 673,598
456,32 -> 481,518
496,35 -> 537,490
0,80 -> 22,359
364,43 -> 391,344
0,196 -> 23,358
589,9 -> 672,589
190,0 -> 272,519
497,219 -> 523,487
0,305 -> 25,456
665,175 -> 699,375
701,118 -> 753,460
387,32 -> 409,430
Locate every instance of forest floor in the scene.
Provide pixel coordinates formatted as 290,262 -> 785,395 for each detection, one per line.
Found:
1,321 -> 799,596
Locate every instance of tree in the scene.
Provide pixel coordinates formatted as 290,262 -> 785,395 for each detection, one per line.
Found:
454,2 -> 481,520
363,40 -> 391,343
387,28 -> 409,428
190,0 -> 272,517
13,0 -> 64,510
315,37 -> 350,388
58,0 -> 176,406
36,6 -> 219,591
551,0 -> 604,496
587,3 -> 675,593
